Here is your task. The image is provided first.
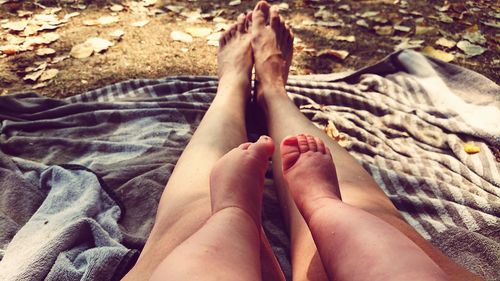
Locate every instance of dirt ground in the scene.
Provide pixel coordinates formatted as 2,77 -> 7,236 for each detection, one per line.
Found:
0,0 -> 498,99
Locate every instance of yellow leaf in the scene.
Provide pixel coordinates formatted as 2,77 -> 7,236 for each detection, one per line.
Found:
422,46 -> 454,62
464,143 -> 480,154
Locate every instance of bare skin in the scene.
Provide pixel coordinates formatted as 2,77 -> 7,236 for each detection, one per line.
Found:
281,134 -> 449,281
124,1 -> 482,281
149,137 -> 274,281
251,1 -> 480,280
122,13 -> 283,281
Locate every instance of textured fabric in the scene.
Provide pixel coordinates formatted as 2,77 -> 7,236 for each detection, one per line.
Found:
0,50 -> 498,280
0,165 -> 137,281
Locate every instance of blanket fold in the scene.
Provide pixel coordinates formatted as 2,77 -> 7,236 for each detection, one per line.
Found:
0,50 -> 498,280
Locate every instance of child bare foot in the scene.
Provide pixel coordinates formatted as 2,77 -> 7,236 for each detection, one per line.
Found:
280,134 -> 448,281
250,1 -> 294,104
150,136 -> 274,281
281,134 -> 341,220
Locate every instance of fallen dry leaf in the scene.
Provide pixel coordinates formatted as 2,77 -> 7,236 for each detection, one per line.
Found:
317,49 -> 349,60
323,120 -> 348,147
64,12 -> 80,20
110,4 -> 124,12
360,11 -> 380,18
36,47 -> 56,56
166,5 -> 184,14
70,42 -> 94,59
206,32 -> 222,47
109,29 -> 125,39
142,0 -> 157,7
17,10 -> 33,17
86,37 -> 114,53
0,44 -> 19,55
435,37 -> 456,48
315,8 -> 336,21
51,55 -> 69,64
394,25 -> 411,32
39,68 -> 59,82
394,38 -> 424,50
42,32 -> 60,43
131,20 -> 150,27
457,40 -> 486,57
355,19 -> 370,28
338,4 -> 350,11
186,27 -> 212,37
422,46 -> 454,62
1,20 -> 28,31
171,31 -> 193,43
438,13 -> 453,23
333,35 -> 355,42
32,82 -> 48,89
463,30 -> 486,45
83,19 -> 98,26
415,25 -> 435,35
23,69 -> 44,82
6,34 -> 24,45
374,25 -> 393,36
214,22 -> 230,32
98,15 -> 119,25
464,143 -> 480,154
278,3 -> 289,11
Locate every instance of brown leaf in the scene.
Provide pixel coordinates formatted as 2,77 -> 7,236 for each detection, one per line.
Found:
32,82 -> 48,89
36,47 -> 56,56
0,44 -> 20,55
70,42 -> 94,59
186,27 -> 212,37
86,38 -> 114,53
39,68 -> 59,82
97,16 -> 119,25
317,49 -> 349,60
109,29 -> 125,39
110,4 -> 124,12
23,69 -> 44,82
1,20 -> 28,31
435,37 -> 456,48
171,31 -> 193,43
333,35 -> 355,42
131,20 -> 150,27
374,25 -> 393,36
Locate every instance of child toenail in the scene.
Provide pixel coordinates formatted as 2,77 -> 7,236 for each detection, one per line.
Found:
259,135 -> 270,141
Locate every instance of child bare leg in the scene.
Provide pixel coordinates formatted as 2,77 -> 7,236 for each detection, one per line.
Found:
280,134 -> 449,281
149,137 -> 275,281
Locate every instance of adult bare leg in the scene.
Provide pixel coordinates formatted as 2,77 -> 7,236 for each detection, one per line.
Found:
123,14 -> 282,280
250,1 -> 480,280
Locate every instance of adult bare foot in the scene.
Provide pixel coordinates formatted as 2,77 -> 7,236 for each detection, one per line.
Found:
280,134 -> 341,220
250,1 -> 293,105
210,136 -> 275,226
218,13 -> 254,100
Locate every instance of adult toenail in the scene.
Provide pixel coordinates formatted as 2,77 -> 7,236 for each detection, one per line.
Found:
260,135 -> 270,140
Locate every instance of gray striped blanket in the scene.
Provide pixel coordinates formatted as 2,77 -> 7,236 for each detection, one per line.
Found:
0,50 -> 498,280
